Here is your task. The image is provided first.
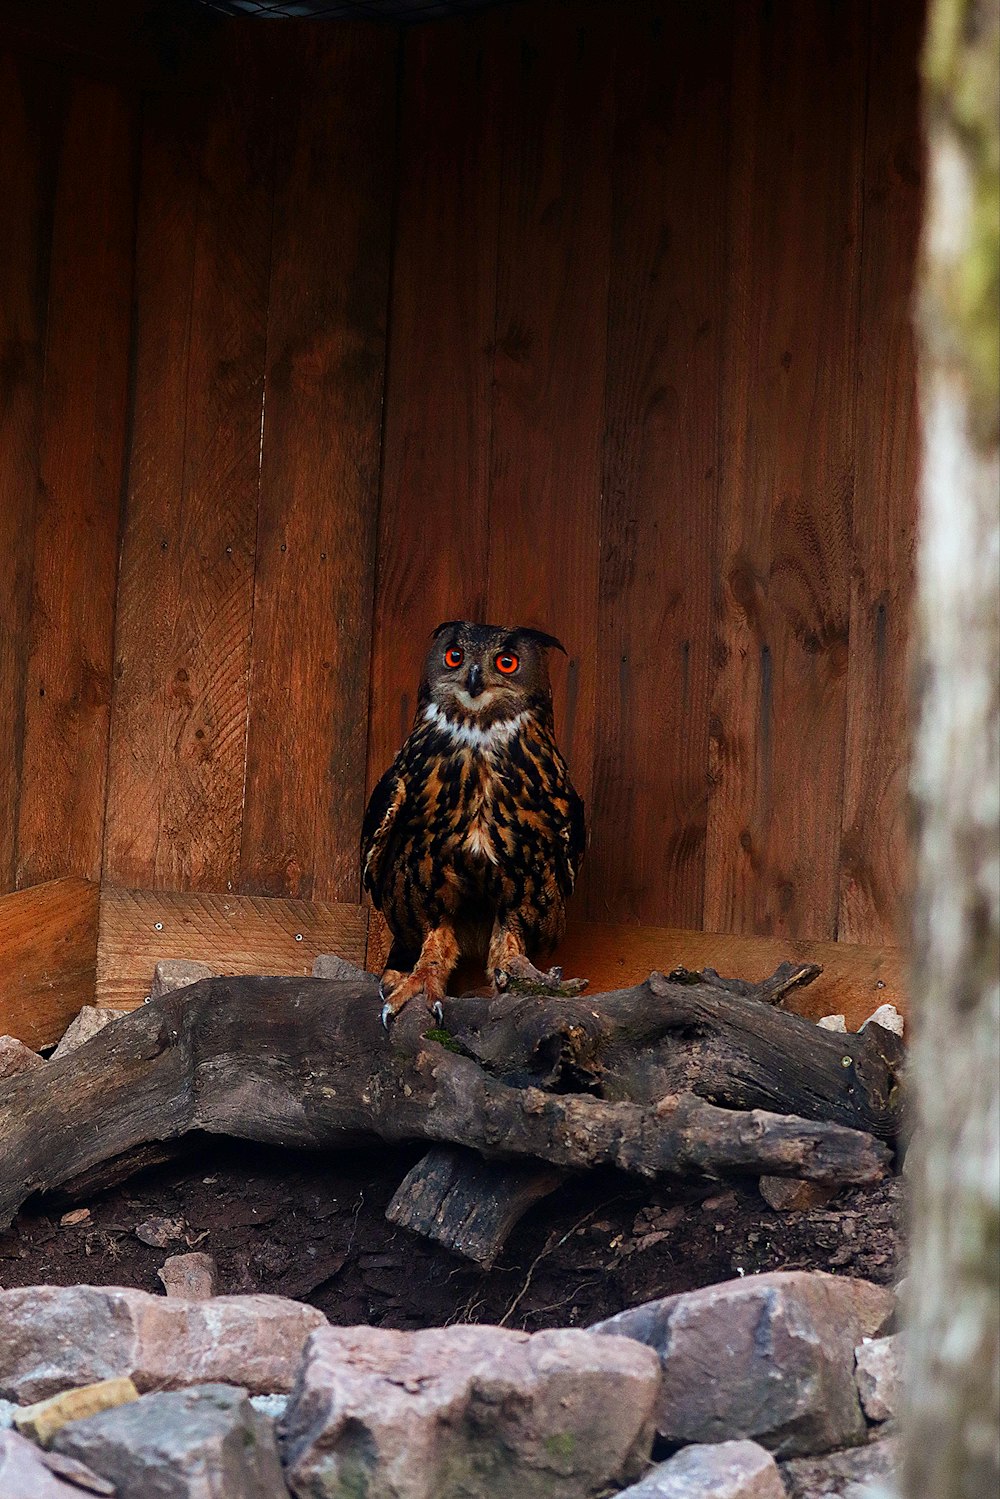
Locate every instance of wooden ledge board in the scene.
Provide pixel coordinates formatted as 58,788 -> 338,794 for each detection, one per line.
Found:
368,910 -> 906,1033
0,877 -> 100,1048
96,888 -> 369,1010
553,921 -> 906,1032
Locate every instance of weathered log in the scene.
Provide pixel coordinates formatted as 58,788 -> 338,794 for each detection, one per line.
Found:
664,959 -> 823,1005
443,969 -> 903,1138
0,971 -> 899,1230
51,1140 -> 197,1206
389,958 -> 847,1263
386,1148 -> 566,1267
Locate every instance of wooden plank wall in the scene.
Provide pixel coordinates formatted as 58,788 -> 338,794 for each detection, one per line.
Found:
0,1 -> 923,954
372,0 -> 923,946
102,22 -> 398,901
0,47 -> 136,895
706,0 -> 869,941
0,11 -> 399,914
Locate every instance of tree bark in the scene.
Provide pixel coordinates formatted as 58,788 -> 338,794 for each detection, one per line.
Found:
444,967 -> 902,1137
0,968 -> 896,1230
906,3 -> 1000,1495
383,958 -> 866,1267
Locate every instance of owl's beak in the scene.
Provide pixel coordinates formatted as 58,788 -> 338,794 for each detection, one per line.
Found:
466,662 -> 484,698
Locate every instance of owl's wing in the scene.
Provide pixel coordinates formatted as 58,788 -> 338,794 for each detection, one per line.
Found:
360,760 -> 408,908
556,780 -> 587,896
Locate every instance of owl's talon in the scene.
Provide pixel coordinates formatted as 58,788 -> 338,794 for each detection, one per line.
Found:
381,1002 -> 394,1030
431,1000 -> 444,1024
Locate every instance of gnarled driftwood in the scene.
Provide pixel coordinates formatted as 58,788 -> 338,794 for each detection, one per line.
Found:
0,967 -> 903,1249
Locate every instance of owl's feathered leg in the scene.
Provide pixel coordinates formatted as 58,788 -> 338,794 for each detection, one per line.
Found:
380,923 -> 460,1028
488,922 -> 587,998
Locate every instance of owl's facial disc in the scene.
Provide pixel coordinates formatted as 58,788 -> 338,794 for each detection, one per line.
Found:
435,634 -> 515,718
422,620 -> 559,732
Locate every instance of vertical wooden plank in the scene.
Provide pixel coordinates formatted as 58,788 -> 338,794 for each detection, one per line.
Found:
590,3 -> 732,926
0,0 -> 203,86
102,84 -> 197,889
104,34 -> 272,891
0,54 -> 61,892
0,877 -> 100,1049
838,0 -> 923,944
705,0 -> 867,940
367,16 -> 504,789
239,25 -> 397,902
16,76 -> 137,888
486,2 -> 614,836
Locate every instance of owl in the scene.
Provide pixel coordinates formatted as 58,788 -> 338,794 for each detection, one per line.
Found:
361,621 -> 587,1025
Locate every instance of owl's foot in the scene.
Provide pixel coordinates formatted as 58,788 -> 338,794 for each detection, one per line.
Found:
379,970 -> 445,1029
492,955 -> 588,998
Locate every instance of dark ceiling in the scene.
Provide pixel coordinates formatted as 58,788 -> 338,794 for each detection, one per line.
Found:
191,0 -> 505,18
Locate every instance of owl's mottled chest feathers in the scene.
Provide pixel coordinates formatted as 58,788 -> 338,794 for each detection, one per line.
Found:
402,707 -> 567,878
365,701 -> 583,957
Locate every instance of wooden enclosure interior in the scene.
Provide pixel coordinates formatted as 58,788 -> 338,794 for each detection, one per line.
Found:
0,0 -> 922,1041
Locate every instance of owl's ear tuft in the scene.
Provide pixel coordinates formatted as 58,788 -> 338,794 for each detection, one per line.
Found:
431,620 -> 463,639
516,628 -> 567,655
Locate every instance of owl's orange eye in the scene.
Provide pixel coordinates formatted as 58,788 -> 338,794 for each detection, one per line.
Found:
495,652 -> 519,675
444,647 -> 464,669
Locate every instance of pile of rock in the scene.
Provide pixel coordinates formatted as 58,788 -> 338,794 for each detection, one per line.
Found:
0,1269 -> 903,1498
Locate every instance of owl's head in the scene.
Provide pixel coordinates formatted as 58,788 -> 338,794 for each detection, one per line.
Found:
420,620 -> 566,727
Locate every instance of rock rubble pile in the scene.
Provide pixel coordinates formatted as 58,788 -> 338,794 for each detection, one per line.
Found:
0,1270 -> 902,1498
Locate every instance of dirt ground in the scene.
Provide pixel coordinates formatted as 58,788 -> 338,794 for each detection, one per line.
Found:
0,1139 -> 904,1330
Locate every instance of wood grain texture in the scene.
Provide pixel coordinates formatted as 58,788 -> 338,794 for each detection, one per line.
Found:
367,16 -> 505,791
240,25 -> 397,903
486,2 -> 613,833
591,2 -> 732,926
95,887 -> 369,1010
364,906 -> 394,978
705,0 -> 867,940
104,33 -> 272,891
0,877 -> 99,1049
0,54 -> 62,892
0,3 -> 920,957
367,0 -> 917,944
838,0 -> 924,944
0,0 -> 215,88
16,76 -> 137,888
552,918 -> 906,1032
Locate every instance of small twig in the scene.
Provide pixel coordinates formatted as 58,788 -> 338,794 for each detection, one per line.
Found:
523,1279 -> 601,1323
444,1292 -> 489,1328
343,1189 -> 366,1261
498,1203 -> 610,1327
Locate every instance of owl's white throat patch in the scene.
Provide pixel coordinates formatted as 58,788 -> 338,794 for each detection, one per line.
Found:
453,686 -> 498,711
423,701 -> 527,752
